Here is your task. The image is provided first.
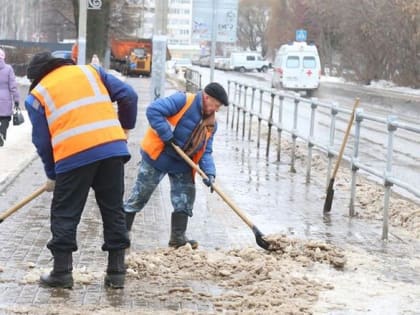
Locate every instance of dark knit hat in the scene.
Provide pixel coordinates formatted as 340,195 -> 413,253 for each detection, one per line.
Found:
204,82 -> 228,106
27,51 -> 56,80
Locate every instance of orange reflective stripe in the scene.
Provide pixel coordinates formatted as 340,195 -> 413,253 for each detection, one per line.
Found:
141,93 -> 196,160
31,65 -> 126,162
54,125 -> 124,160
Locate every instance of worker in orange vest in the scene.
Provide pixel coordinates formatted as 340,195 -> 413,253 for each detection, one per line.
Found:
25,51 -> 138,289
124,82 -> 228,249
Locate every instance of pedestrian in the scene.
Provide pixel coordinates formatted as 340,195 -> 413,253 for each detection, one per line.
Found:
0,48 -> 20,147
91,54 -> 101,66
71,42 -> 78,64
124,82 -> 228,249
25,51 -> 138,289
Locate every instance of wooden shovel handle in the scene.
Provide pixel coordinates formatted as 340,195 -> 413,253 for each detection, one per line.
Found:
331,98 -> 360,179
172,144 -> 255,229
0,185 -> 47,223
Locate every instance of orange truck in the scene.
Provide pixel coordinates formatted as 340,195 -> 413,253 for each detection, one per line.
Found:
110,38 -> 153,76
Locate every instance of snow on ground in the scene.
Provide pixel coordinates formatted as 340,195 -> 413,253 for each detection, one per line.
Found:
321,75 -> 420,96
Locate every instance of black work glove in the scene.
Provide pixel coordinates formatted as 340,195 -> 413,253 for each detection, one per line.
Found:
164,137 -> 176,147
14,101 -> 19,109
202,175 -> 215,193
163,137 -> 182,160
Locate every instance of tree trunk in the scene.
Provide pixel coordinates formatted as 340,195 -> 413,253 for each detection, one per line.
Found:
87,0 -> 111,63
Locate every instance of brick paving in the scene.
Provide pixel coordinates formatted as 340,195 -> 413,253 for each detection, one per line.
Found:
0,78 -> 252,313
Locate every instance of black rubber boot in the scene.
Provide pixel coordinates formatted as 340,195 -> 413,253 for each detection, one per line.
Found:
40,252 -> 73,288
104,249 -> 126,289
125,212 -> 136,231
168,212 -> 198,249
125,212 -> 136,255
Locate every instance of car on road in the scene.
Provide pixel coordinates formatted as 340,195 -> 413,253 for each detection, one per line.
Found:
172,58 -> 192,74
51,50 -> 72,59
227,52 -> 270,73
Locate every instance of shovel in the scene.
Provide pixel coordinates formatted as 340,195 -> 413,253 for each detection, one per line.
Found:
172,143 -> 271,251
0,185 -> 47,223
323,98 -> 360,213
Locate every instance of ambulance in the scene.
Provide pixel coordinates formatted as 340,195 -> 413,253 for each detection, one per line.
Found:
271,41 -> 321,97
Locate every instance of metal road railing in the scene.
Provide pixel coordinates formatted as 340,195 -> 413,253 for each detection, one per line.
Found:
184,68 -> 202,93
226,80 -> 420,239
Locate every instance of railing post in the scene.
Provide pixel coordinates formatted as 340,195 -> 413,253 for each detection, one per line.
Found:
276,94 -> 284,162
290,94 -> 300,173
242,86 -> 248,139
230,82 -> 238,129
306,98 -> 318,183
226,80 -> 232,126
326,102 -> 338,188
382,115 -> 397,240
248,87 -> 256,141
349,108 -> 363,216
266,93 -> 275,158
256,89 -> 263,149
235,84 -> 242,135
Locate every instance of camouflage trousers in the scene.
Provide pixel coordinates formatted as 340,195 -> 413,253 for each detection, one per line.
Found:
124,159 -> 196,217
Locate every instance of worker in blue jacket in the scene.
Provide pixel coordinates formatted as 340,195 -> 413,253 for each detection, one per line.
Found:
124,82 -> 228,249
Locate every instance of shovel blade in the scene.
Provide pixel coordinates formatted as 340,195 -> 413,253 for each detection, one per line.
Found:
252,226 -> 272,251
323,178 -> 335,213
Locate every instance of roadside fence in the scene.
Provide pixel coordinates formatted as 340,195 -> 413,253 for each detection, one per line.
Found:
184,68 -> 202,93
226,80 -> 420,240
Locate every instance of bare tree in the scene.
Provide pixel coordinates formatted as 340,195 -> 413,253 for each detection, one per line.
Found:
265,0 -> 311,59
237,0 -> 271,56
42,0 -> 77,42
0,0 -> 44,41
70,0 -> 141,62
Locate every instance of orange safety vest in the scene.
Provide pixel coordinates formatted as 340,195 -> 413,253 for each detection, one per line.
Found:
141,93 -> 212,167
31,65 -> 126,163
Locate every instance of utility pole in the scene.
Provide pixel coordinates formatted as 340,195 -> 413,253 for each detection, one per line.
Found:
151,0 -> 168,99
154,0 -> 168,35
77,0 -> 87,65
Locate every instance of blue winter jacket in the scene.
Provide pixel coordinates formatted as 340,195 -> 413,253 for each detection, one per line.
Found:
25,65 -> 138,180
141,91 -> 217,177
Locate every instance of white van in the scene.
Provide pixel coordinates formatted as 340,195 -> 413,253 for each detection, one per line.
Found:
228,52 -> 270,73
272,42 -> 321,96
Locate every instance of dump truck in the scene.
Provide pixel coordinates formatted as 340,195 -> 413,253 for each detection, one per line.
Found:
110,38 -> 152,76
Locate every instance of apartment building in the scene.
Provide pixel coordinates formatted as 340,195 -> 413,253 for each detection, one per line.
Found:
138,0 -> 193,46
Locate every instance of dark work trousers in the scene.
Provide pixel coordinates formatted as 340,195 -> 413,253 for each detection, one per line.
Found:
0,116 -> 11,139
47,157 -> 130,253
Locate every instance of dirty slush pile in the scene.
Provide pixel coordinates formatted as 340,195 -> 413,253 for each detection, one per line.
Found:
2,234 -> 345,315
